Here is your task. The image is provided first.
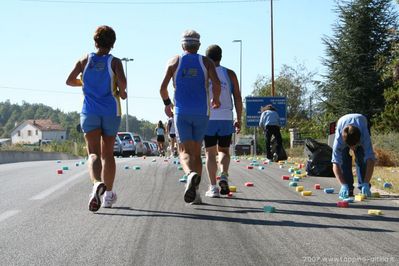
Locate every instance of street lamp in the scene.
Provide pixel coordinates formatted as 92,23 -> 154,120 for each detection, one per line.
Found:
232,40 -> 242,92
232,40 -> 243,156
121,57 -> 134,132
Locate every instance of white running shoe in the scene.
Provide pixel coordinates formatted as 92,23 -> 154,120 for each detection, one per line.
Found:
88,182 -> 106,212
205,185 -> 220,198
219,173 -> 230,195
102,191 -> 117,208
184,172 -> 201,203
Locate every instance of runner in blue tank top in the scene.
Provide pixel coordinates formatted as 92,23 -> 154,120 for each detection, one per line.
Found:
66,25 -> 127,212
160,29 -> 221,204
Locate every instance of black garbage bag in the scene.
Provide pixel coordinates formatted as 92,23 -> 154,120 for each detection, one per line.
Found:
271,137 -> 288,161
304,138 -> 335,177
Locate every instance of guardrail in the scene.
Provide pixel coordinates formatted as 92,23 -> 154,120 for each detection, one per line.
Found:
0,151 -> 82,164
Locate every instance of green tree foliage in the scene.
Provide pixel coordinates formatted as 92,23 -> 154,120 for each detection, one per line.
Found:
251,63 -> 316,128
320,0 -> 398,119
247,64 -> 324,153
373,39 -> 399,132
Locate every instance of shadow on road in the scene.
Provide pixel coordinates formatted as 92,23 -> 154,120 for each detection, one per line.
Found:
95,206 -> 394,232
230,197 -> 399,211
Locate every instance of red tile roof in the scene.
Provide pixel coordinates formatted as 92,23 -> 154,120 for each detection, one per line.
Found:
26,119 -> 64,131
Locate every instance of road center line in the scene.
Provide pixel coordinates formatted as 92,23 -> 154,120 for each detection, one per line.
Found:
30,171 -> 87,200
0,210 -> 20,223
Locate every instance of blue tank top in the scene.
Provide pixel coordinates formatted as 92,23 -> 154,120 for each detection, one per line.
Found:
81,53 -> 121,116
173,53 -> 209,116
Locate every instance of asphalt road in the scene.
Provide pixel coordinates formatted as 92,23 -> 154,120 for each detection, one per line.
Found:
0,157 -> 398,266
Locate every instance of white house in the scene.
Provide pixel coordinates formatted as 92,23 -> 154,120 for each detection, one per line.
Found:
11,119 -> 67,144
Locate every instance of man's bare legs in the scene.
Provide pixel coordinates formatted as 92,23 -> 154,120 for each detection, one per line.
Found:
85,129 -> 102,184
218,146 -> 230,174
85,129 -> 107,212
205,146 -> 218,186
179,140 -> 202,175
180,140 -> 203,203
101,135 -> 116,191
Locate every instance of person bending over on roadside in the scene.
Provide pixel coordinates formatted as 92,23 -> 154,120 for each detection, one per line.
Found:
332,113 -> 376,199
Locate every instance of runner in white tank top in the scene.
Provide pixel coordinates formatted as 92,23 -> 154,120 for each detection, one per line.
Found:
204,44 -> 243,198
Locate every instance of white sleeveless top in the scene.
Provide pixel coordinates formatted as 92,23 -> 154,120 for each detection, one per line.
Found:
208,66 -> 233,120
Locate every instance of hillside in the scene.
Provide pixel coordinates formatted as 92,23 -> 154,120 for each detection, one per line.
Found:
0,101 -> 156,140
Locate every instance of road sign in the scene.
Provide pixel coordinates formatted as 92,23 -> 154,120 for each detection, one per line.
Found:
245,96 -> 287,127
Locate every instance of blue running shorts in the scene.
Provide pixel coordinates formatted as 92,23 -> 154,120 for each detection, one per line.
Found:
205,120 -> 234,136
80,113 -> 121,136
175,114 -> 209,143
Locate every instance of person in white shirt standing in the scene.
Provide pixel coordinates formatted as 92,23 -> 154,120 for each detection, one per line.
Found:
204,44 -> 243,197
167,113 -> 178,157
155,120 -> 166,156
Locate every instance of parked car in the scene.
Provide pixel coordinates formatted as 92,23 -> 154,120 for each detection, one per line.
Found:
113,135 -> 123,157
234,137 -> 253,156
143,141 -> 158,156
150,142 -> 159,156
143,141 -> 152,156
117,132 -> 146,157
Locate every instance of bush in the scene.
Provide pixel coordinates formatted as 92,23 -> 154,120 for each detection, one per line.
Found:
372,132 -> 399,166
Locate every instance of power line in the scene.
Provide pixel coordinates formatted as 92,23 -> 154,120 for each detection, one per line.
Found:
20,0 -> 267,4
0,86 -> 159,100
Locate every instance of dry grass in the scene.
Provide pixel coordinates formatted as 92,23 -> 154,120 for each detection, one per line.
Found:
371,167 -> 399,194
374,147 -> 398,167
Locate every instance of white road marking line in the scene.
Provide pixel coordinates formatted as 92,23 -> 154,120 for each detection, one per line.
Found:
0,210 -> 20,223
30,171 -> 87,200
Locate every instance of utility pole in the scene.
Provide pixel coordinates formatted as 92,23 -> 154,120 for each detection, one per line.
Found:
270,0 -> 275,96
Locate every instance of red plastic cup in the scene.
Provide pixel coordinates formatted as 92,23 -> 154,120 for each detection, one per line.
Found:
337,201 -> 349,208
57,169 -> 63,174
282,175 -> 290,180
247,166 -> 254,169
314,184 -> 321,190
228,192 -> 233,197
245,182 -> 254,187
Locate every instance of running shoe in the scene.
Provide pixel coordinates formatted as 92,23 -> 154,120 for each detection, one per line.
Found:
219,172 -> 230,195
190,190 -> 202,205
184,172 -> 201,203
102,191 -> 117,208
88,182 -> 106,212
205,185 -> 220,198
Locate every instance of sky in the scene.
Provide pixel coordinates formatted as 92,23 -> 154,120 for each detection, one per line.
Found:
0,0 -> 338,124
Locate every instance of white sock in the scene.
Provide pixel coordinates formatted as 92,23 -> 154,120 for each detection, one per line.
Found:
104,191 -> 113,198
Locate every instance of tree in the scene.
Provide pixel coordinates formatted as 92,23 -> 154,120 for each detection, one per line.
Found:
320,0 -> 398,119
251,63 -> 316,125
373,36 -> 399,132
